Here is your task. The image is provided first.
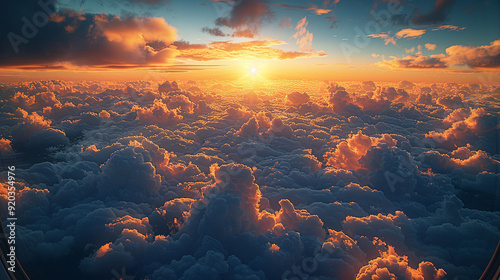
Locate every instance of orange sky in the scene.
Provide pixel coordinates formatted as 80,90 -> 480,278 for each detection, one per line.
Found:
1,61 -> 497,84
1,0 -> 499,84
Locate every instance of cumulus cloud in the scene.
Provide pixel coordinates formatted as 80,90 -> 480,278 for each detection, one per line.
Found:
445,39 -> 500,68
0,138 -> 13,153
226,106 -> 254,119
356,246 -> 447,280
325,131 -> 397,171
97,146 -> 162,203
425,108 -> 499,153
329,89 -> 357,113
181,163 -> 276,238
418,147 -> 499,174
425,43 -> 437,50
242,91 -> 262,105
287,92 -> 310,106
379,39 -> 500,69
132,99 -> 183,126
274,199 -> 325,238
10,108 -> 69,152
436,95 -> 463,109
0,79 -> 498,280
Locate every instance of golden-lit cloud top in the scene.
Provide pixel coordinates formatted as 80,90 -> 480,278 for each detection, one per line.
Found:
175,39 -> 326,61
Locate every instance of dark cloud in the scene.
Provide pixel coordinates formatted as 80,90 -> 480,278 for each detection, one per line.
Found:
411,0 -> 458,25
1,0 -> 178,68
0,79 -> 498,280
214,0 -> 273,38
201,27 -> 227,37
325,16 -> 340,28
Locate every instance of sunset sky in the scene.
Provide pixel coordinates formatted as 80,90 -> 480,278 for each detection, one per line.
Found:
1,0 -> 499,82
2,2 -> 500,280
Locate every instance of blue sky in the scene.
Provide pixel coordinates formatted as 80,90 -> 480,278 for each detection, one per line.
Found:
64,0 -> 500,59
1,0 -> 499,81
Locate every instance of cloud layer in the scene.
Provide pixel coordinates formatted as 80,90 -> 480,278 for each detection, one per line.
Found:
0,78 -> 499,280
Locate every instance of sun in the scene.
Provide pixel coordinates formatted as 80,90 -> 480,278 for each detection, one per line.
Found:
238,63 -> 266,81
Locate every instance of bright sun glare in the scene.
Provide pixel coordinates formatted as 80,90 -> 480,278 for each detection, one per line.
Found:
241,64 -> 264,81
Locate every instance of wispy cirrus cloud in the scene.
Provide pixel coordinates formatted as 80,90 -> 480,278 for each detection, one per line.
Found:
431,24 -> 466,31
395,28 -> 426,39
325,16 -> 340,28
366,32 -> 396,46
279,16 -> 292,29
174,39 -> 326,61
273,3 -> 332,15
367,28 -> 426,46
293,17 -> 315,52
